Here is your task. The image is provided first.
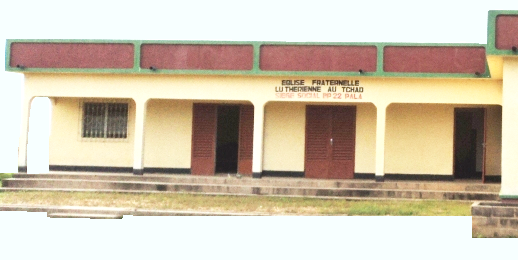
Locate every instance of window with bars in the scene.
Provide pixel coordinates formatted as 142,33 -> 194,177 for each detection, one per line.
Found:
82,103 -> 128,138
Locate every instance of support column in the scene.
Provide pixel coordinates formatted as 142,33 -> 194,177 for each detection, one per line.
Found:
132,98 -> 148,175
375,103 -> 388,182
17,96 -> 33,173
252,102 -> 266,178
501,58 -> 518,199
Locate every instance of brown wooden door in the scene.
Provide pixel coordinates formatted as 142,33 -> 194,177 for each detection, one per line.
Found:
305,106 -> 356,179
191,104 -> 217,175
305,106 -> 332,178
329,106 -> 356,179
238,105 -> 254,175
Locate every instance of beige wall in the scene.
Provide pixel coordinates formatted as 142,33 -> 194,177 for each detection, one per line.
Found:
38,73 -> 502,176
353,103 -> 377,173
384,104 -> 502,176
49,98 -> 135,167
143,99 -> 193,169
23,74 -> 502,107
486,106 -> 502,176
501,58 -> 518,196
263,102 -> 306,172
385,104 -> 455,175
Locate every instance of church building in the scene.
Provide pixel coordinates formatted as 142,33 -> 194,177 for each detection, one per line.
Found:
6,10 -> 518,201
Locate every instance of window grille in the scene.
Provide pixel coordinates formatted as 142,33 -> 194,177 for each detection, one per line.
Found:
82,103 -> 128,138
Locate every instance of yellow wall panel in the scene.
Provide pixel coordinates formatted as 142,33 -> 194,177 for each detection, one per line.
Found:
143,99 -> 193,168
263,102 -> 306,172
385,104 -> 454,175
486,106 -> 502,176
355,103 -> 377,173
49,98 -> 135,167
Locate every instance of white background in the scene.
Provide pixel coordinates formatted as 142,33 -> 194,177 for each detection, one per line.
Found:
0,1 -> 516,258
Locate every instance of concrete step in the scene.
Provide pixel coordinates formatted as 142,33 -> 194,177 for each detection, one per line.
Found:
0,204 -> 268,218
10,173 -> 501,192
1,178 -> 499,201
47,213 -> 123,219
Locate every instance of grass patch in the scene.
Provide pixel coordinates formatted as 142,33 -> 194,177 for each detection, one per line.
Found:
0,191 -> 472,216
0,173 -> 14,188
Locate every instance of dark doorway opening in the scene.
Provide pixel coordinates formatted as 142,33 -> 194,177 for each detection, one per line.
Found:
454,108 -> 485,180
216,106 -> 240,173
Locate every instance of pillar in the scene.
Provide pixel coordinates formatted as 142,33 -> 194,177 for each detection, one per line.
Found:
17,96 -> 33,173
132,98 -> 148,175
252,102 -> 265,178
500,58 -> 518,199
375,103 -> 388,182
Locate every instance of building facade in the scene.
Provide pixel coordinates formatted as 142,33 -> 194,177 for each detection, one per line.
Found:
6,10 -> 518,200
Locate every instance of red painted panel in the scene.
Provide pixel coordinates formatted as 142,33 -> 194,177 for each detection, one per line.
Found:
260,45 -> 377,72
140,44 -> 254,70
191,104 -> 217,175
238,105 -> 254,175
496,15 -> 518,50
9,43 -> 134,69
383,46 -> 486,74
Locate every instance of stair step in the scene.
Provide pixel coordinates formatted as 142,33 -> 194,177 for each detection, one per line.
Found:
2,173 -> 501,201
0,186 -> 499,201
4,175 -> 501,192
47,213 -> 123,219
0,204 -> 268,217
